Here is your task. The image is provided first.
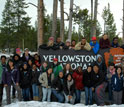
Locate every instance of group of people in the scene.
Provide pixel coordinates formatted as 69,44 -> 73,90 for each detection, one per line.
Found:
40,34 -> 122,54
0,34 -> 124,106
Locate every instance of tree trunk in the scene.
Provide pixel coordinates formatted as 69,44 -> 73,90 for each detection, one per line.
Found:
60,0 -> 64,42
68,0 -> 74,41
38,0 -> 44,48
92,0 -> 98,36
52,0 -> 58,38
123,0 -> 124,43
90,0 -> 94,38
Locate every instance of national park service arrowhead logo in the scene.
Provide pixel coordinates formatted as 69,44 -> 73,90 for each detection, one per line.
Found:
104,48 -> 124,67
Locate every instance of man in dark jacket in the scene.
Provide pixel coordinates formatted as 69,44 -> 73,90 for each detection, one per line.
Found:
55,37 -> 65,49
20,62 -> 32,101
111,37 -> 120,48
52,71 -> 64,103
92,64 -> 107,106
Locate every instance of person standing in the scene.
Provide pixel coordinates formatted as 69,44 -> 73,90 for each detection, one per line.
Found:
39,67 -> 54,102
2,59 -> 22,104
111,67 -> 123,105
83,65 -> 93,105
0,56 -> 7,106
72,66 -> 84,104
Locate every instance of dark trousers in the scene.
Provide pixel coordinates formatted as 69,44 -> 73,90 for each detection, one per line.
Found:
12,86 -> 16,98
22,88 -> 30,101
75,89 -> 81,104
0,84 -> 3,105
122,88 -> 124,104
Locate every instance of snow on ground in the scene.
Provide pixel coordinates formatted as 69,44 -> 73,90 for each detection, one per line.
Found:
2,88 -> 124,107
3,101 -> 124,107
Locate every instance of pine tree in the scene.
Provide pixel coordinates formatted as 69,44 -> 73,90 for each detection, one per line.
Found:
102,3 -> 117,41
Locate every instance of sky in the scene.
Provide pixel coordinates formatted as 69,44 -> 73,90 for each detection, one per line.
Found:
0,0 -> 123,37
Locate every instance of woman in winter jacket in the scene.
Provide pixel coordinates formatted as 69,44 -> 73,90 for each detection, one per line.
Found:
106,63 -> 115,102
111,67 -> 123,105
2,59 -> 22,104
83,65 -> 93,105
34,54 -> 41,69
39,67 -> 54,102
20,62 -> 31,101
72,66 -> 84,104
52,71 -> 64,103
31,64 -> 40,101
63,73 -> 75,104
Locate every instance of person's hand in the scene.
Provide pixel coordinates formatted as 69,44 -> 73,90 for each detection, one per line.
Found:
4,84 -> 8,87
91,46 -> 94,49
60,46 -> 63,49
92,87 -> 95,91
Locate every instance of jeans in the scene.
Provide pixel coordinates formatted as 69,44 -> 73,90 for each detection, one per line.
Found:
42,87 -> 52,102
75,90 -> 81,104
22,88 -> 30,101
52,90 -> 64,103
32,84 -> 39,97
64,93 -> 75,104
84,87 -> 92,105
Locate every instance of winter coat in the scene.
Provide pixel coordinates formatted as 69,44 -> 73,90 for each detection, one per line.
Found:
90,41 -> 100,54
0,62 -> 5,84
111,73 -> 123,92
99,38 -> 110,49
39,44 -> 59,50
40,66 -> 48,74
63,78 -> 75,96
21,53 -> 32,62
35,60 -> 41,68
2,67 -> 19,86
55,42 -> 65,49
39,72 -> 54,88
111,42 -> 120,48
52,63 -> 63,78
72,71 -> 84,90
92,71 -> 105,88
96,54 -> 107,75
75,42 -> 91,51
52,76 -> 64,92
20,69 -> 31,89
83,70 -> 93,88
31,69 -> 40,85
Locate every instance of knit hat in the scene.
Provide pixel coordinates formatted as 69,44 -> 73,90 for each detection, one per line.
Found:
16,48 -> 21,53
49,37 -> 54,41
92,36 -> 97,41
53,58 -> 58,61
24,48 -> 29,52
66,39 -> 71,43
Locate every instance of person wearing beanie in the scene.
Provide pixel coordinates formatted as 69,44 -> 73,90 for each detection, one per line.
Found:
20,62 -> 31,101
2,59 -> 22,104
63,39 -> 71,50
52,58 -> 63,78
75,37 -> 91,51
90,36 -> 100,54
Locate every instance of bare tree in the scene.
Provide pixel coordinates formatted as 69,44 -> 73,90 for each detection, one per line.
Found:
52,0 -> 58,38
37,0 -> 44,48
92,0 -> 98,36
60,0 -> 64,42
122,0 -> 124,43
68,0 -> 74,41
